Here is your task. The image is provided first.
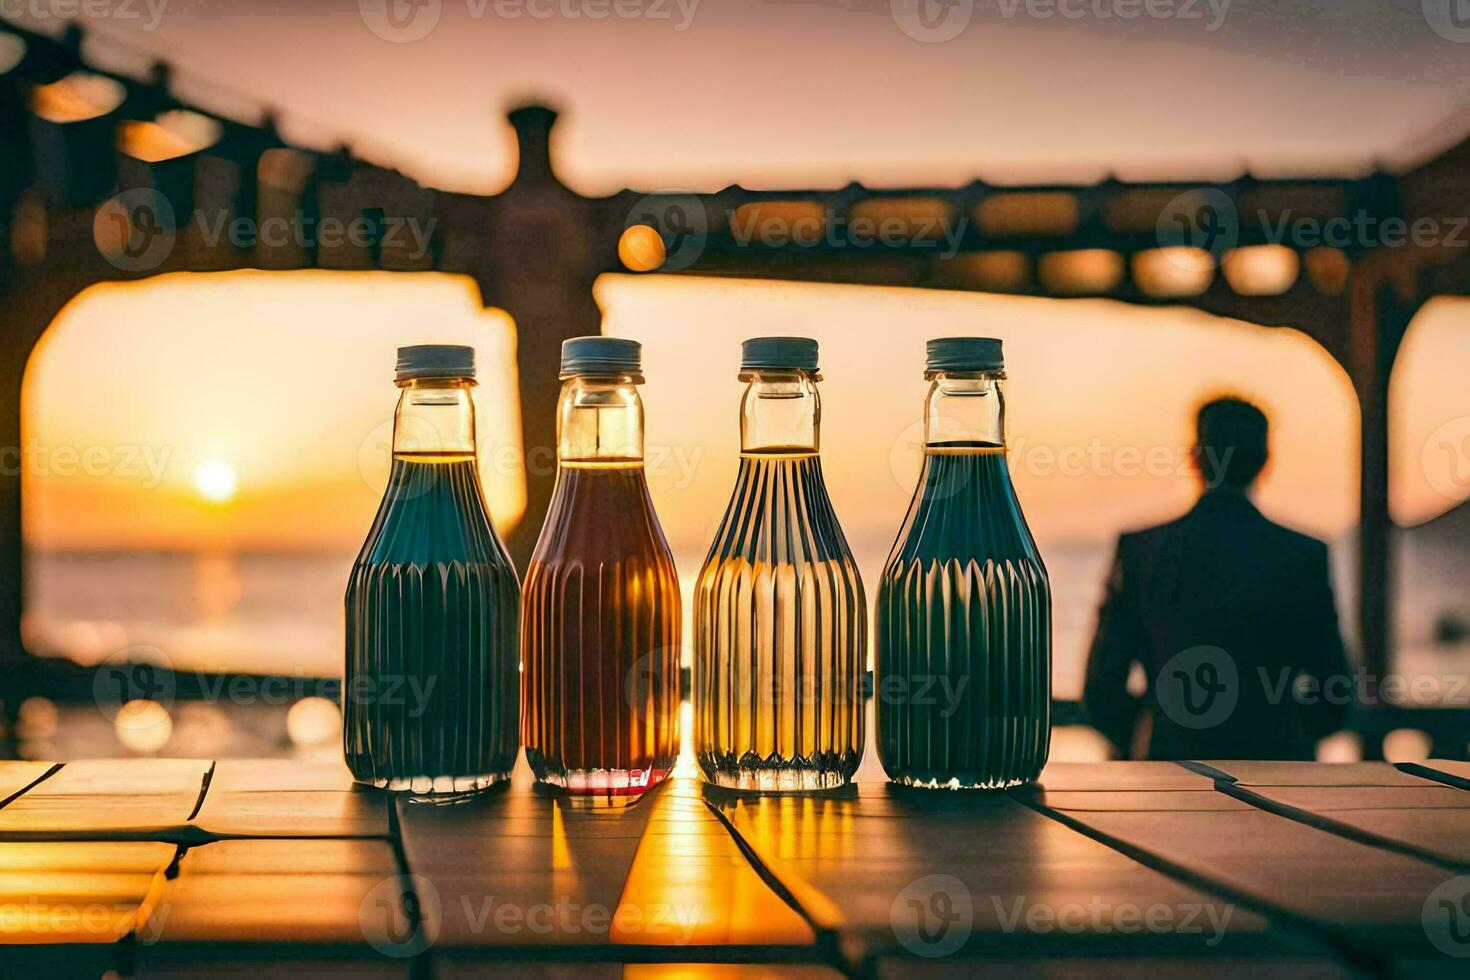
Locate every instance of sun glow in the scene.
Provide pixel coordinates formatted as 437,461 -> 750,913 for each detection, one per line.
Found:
193,459 -> 238,503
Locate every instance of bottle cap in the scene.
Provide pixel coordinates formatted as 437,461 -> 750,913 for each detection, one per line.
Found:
559,336 -> 642,379
396,344 -> 475,382
926,337 -> 1004,373
740,336 -> 819,373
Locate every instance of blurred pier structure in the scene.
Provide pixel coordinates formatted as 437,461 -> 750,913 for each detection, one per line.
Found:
1,23 -> 1467,746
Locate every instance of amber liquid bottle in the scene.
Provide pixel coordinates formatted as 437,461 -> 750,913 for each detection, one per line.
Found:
520,337 -> 681,804
695,337 -> 866,791
345,345 -> 520,795
877,338 -> 1051,789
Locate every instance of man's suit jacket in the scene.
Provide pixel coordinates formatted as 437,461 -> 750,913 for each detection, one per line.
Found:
1083,490 -> 1353,760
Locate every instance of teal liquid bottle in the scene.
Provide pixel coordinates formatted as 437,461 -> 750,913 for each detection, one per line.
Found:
344,345 -> 520,795
876,338 -> 1051,789
695,337 -> 866,791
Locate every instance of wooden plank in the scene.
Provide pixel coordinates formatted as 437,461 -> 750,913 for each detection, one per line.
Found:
175,839 -> 399,876
1035,761 -> 1215,792
708,782 -> 1310,975
138,867 -> 409,947
1218,783 -> 1470,870
190,790 -> 389,839
0,760 -> 211,839
206,759 -> 358,793
0,841 -> 174,944
610,776 -> 814,950
1024,791 -> 1254,813
1196,762 -> 1433,788
1029,788 -> 1460,962
398,778 -> 657,951
0,761 -> 58,803
134,837 -> 412,976
1401,759 -> 1470,791
873,956 -> 1359,978
400,773 -> 815,960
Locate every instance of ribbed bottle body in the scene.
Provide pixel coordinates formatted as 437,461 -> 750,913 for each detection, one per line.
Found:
695,452 -> 866,791
520,466 -> 681,804
877,446 -> 1051,789
345,457 -> 521,794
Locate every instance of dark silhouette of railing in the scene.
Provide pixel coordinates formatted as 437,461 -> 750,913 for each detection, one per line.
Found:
1,22 -> 1467,752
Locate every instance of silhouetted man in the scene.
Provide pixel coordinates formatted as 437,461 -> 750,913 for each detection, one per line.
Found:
1083,398 -> 1353,760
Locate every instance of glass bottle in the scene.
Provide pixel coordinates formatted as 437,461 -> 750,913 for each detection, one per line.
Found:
877,337 -> 1051,789
520,337 -> 681,804
695,337 -> 866,791
345,345 -> 520,795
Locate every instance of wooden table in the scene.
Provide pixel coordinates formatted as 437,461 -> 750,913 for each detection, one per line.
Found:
0,757 -> 1466,977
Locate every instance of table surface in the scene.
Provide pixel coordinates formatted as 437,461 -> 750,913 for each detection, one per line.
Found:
0,756 -> 1466,977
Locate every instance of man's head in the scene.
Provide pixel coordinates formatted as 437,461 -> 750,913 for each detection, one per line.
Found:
1194,397 -> 1268,490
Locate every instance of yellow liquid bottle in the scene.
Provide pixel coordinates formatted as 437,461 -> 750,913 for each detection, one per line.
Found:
695,337 -> 866,791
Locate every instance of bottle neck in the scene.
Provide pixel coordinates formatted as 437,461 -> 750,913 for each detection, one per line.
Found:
557,374 -> 645,467
924,371 -> 1006,449
740,369 -> 820,454
393,378 -> 477,459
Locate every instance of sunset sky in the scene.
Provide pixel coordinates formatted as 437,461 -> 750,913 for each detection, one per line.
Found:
26,270 -> 1469,559
8,1 -> 1469,682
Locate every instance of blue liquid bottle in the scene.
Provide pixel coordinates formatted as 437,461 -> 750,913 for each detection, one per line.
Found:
876,338 -> 1051,789
345,345 -> 520,795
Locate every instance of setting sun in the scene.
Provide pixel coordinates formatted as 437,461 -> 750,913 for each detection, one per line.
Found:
193,459 -> 238,503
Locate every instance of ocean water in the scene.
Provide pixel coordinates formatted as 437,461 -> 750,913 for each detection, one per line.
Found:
24,532 -> 1470,703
